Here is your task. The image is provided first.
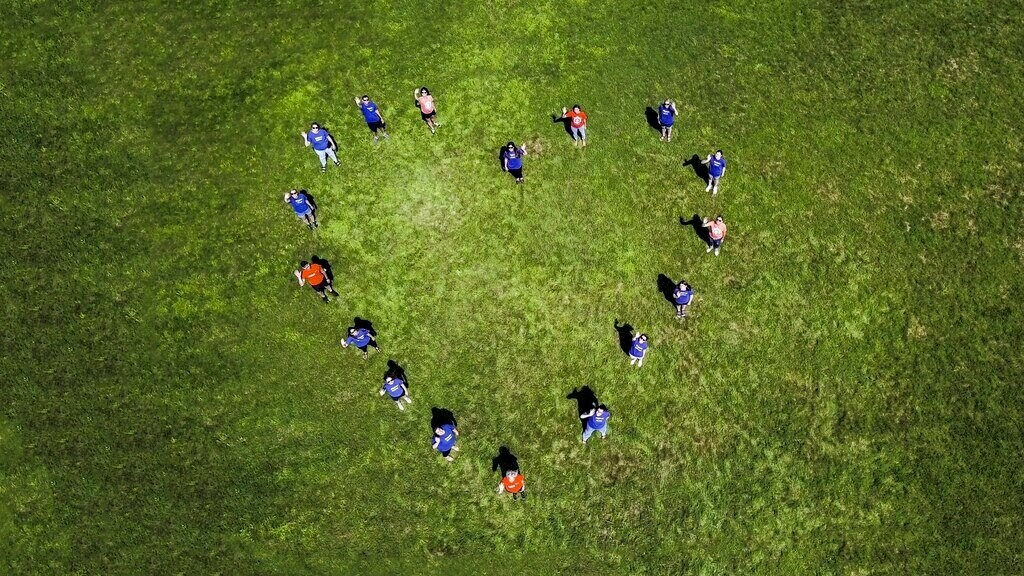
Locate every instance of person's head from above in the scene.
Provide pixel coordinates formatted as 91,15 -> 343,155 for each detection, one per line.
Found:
715,149 -> 723,158
505,470 -> 519,481
361,95 -> 371,103
596,403 -> 608,415
715,214 -> 724,223
349,327 -> 359,336
434,426 -> 446,435
300,260 -> 310,269
420,86 -> 430,95
310,122 -> 320,131
638,333 -> 648,343
679,280 -> 690,290
572,104 -> 581,112
506,141 -> 517,151
384,375 -> 393,383
289,189 -> 299,197
664,99 -> 672,106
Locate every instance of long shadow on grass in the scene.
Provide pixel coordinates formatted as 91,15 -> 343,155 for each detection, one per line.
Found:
657,273 -> 678,306
301,188 -> 319,218
491,446 -> 520,475
385,359 -> 406,384
644,107 -> 661,132
311,254 -> 335,283
551,113 -> 573,138
613,320 -> 634,355
430,407 -> 457,431
680,214 -> 712,247
352,317 -> 376,337
566,385 -> 598,431
683,154 -> 710,185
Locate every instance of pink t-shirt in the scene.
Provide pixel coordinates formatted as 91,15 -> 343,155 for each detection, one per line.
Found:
709,221 -> 727,240
418,95 -> 434,113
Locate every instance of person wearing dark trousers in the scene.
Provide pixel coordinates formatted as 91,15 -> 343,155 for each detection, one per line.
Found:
702,149 -> 727,195
379,375 -> 412,410
414,87 -> 439,133
284,189 -> 318,230
658,99 -> 678,142
341,326 -> 379,360
673,280 -> 694,319
294,260 -> 339,303
702,215 -> 727,256
496,469 -> 527,501
502,141 -> 527,184
355,95 -> 390,144
432,422 -> 460,462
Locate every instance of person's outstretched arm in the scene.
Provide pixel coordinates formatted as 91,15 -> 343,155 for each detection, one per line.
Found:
561,106 -> 568,118
701,154 -> 711,164
496,482 -> 506,494
580,408 -> 596,419
521,144 -> 528,154
301,132 -> 310,147
702,218 -> 711,227
354,97 -> 361,106
294,270 -> 305,286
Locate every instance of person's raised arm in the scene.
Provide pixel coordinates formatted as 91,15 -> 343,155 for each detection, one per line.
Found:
702,218 -> 711,227
413,88 -> 420,99
327,134 -> 337,150
561,106 -> 568,118
283,192 -> 291,202
432,436 -> 440,448
453,427 -> 460,436
521,143 -> 528,154
580,408 -> 596,419
496,481 -> 506,494
294,270 -> 304,286
401,383 -> 408,395
354,97 -> 361,106
301,131 -> 310,147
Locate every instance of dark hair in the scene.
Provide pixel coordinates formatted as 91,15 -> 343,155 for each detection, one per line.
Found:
361,94 -> 370,100
300,260 -> 309,267
716,149 -> 723,155
573,104 -> 581,110
310,122 -> 319,128
421,86 -> 430,94
506,141 -> 516,148
639,333 -> 648,340
597,403 -> 608,410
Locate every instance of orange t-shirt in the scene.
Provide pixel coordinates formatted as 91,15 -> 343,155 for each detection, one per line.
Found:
709,222 -> 727,240
501,474 -> 525,493
566,110 -> 587,127
301,264 -> 326,285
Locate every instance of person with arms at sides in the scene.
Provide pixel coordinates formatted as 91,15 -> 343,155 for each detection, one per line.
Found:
432,422 -> 460,462
379,374 -> 412,411
561,104 -> 588,147
701,149 -> 727,195
658,99 -> 678,142
673,280 -> 694,319
580,404 -> 611,443
628,332 -> 649,368
300,122 -> 340,173
341,326 -> 379,360
414,87 -> 439,134
354,94 -> 390,144
283,188 -> 317,230
496,470 -> 527,501
703,214 -> 727,256
503,141 -> 528,184
294,259 -> 340,303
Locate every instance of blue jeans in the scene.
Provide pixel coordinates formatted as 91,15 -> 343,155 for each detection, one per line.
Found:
583,423 -> 607,442
571,126 -> 586,140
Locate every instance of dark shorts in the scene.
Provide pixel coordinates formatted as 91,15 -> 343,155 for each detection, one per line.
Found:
311,281 -> 329,294
421,110 -> 436,121
367,120 -> 385,133
676,299 -> 691,306
660,122 -> 673,128
509,167 -> 523,179
439,449 -> 451,457
710,238 -> 723,248
388,392 -> 405,401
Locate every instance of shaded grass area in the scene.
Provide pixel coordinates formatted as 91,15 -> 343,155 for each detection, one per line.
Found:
1,1 -> 1022,574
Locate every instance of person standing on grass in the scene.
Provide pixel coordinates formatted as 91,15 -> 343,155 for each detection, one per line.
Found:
354,95 -> 390,144
503,141 -> 528,184
658,99 -> 678,142
301,122 -> 340,173
432,422 -> 460,462
673,280 -> 694,319
414,87 -> 439,134
580,404 -> 611,443
496,469 -> 527,500
702,149 -> 727,195
341,326 -> 379,360
628,332 -> 649,367
703,215 -> 727,256
283,189 -> 318,230
379,375 -> 412,410
294,260 -> 340,303
561,104 -> 588,147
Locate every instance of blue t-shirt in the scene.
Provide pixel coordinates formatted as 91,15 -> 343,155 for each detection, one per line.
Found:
588,410 -> 611,429
658,105 -> 675,126
360,102 -> 382,123
306,129 -> 331,151
434,424 -> 457,452
383,378 -> 405,398
709,156 -> 727,177
629,339 -> 648,358
504,149 -> 523,170
674,287 -> 693,305
346,329 -> 371,348
287,193 -> 312,214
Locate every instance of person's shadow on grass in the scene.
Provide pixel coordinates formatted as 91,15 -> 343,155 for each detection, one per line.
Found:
644,107 -> 661,133
352,317 -> 376,337
430,407 -> 457,431
491,446 -> 520,475
551,113 -> 573,138
311,254 -> 335,283
385,359 -> 406,383
657,274 -> 678,306
613,320 -> 634,355
683,154 -> 710,185
301,189 -> 319,219
566,385 -> 598,431
680,214 -> 712,247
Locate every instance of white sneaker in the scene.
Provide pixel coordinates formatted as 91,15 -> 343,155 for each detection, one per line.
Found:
715,249 -> 720,256
705,184 -> 712,192
706,246 -> 713,253
397,402 -> 404,411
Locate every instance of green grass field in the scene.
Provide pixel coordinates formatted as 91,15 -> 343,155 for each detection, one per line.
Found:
2,1 -> 1023,574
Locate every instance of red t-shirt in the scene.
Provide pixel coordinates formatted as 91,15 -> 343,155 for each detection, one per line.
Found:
501,474 -> 525,493
301,264 -> 326,285
566,110 -> 587,128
